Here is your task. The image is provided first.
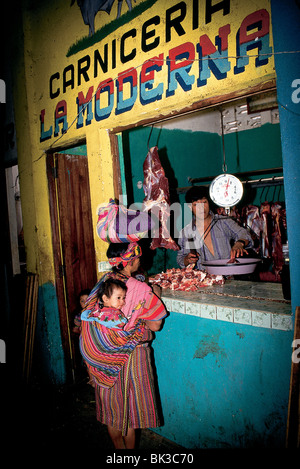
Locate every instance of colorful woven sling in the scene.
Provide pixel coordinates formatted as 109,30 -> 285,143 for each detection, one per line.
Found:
96,199 -> 150,243
80,272 -> 145,388
80,318 -> 145,388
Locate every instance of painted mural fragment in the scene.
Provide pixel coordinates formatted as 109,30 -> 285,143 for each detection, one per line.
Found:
71,0 -> 135,36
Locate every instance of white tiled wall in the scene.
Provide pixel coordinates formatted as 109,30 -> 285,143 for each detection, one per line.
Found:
162,297 -> 293,331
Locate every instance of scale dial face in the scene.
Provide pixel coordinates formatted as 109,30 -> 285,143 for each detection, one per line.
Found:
209,173 -> 243,208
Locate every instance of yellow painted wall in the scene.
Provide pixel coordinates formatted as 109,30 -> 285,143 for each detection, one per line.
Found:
14,0 -> 276,284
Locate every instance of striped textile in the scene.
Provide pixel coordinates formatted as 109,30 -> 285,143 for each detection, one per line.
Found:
80,271 -> 167,434
96,199 -> 148,243
80,274 -> 109,322
122,276 -> 167,330
81,273 -> 167,327
108,242 -> 141,268
80,319 -> 145,388
95,345 -> 161,434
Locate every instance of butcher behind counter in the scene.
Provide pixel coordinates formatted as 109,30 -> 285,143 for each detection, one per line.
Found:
142,147 -> 253,292
149,186 -> 253,292
176,186 -> 253,271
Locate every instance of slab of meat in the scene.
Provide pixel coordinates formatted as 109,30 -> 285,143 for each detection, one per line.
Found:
143,146 -> 179,251
242,205 -> 261,254
260,202 -> 271,258
149,264 -> 224,291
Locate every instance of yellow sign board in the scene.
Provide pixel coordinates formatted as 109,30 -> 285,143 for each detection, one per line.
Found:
36,0 -> 275,143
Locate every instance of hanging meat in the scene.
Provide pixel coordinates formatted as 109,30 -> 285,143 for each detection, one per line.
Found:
242,205 -> 261,253
217,206 -> 241,224
271,202 -> 285,278
260,202 -> 272,258
143,146 -> 179,251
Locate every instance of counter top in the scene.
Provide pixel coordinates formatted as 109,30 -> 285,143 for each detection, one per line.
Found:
161,280 -> 293,331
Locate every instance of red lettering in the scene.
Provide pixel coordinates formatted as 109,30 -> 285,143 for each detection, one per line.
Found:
240,9 -> 269,44
117,68 -> 138,91
200,24 -> 231,56
168,42 -> 195,71
96,79 -> 114,99
55,100 -> 67,119
140,54 -> 164,84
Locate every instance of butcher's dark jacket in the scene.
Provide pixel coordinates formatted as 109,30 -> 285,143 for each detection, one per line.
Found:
177,212 -> 253,270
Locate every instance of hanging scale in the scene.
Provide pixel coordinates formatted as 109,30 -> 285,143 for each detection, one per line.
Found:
209,109 -> 243,214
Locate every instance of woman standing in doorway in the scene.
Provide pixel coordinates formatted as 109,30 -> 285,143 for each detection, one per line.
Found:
80,242 -> 167,449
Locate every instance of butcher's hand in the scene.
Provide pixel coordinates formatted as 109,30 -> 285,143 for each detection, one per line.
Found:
183,252 -> 199,266
230,240 -> 248,258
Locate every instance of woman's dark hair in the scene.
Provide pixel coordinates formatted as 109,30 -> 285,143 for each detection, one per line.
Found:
106,242 -> 129,271
106,242 -> 129,258
97,278 -> 127,308
185,186 -> 209,203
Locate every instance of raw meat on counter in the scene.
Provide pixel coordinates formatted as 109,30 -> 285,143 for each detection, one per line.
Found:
149,264 -> 224,292
143,146 -> 179,251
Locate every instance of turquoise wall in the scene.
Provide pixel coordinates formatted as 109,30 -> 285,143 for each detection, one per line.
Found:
151,313 -> 293,448
124,123 -> 283,205
35,283 -> 66,384
59,144 -> 87,155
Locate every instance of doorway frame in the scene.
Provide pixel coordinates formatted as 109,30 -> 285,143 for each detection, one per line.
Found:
46,151 -> 73,380
46,146 -> 100,381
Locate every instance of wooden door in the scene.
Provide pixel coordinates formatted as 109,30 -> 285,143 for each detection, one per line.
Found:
47,152 -> 97,381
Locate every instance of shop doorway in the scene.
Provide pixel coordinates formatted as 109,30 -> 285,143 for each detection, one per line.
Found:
47,150 -> 97,381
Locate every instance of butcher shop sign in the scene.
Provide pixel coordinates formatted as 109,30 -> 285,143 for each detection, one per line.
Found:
39,0 -> 275,142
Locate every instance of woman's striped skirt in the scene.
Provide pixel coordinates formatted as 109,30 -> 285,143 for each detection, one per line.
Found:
95,344 -> 161,435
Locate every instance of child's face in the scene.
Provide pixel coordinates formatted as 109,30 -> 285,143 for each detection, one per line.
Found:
80,294 -> 89,310
103,287 -> 126,310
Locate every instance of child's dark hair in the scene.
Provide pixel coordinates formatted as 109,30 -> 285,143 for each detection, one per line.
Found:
97,278 -> 127,308
78,288 -> 91,300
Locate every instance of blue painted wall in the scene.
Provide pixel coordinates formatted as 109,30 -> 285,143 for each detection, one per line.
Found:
35,283 -> 66,384
271,0 -> 300,315
151,313 -> 293,448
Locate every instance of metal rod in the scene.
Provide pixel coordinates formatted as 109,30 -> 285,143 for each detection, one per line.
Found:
243,176 -> 284,188
220,109 -> 227,173
187,167 -> 283,184
176,176 -> 284,194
